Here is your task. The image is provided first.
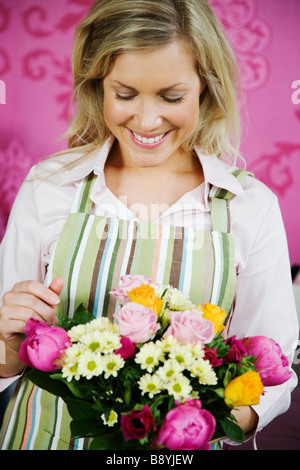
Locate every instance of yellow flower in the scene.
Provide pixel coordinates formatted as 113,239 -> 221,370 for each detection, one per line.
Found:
224,370 -> 264,407
101,410 -> 118,427
127,284 -> 164,315
200,303 -> 226,335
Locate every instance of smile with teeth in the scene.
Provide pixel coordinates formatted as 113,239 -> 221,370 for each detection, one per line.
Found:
132,130 -> 167,144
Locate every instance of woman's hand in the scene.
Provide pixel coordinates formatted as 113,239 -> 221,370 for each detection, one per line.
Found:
0,277 -> 64,377
232,406 -> 259,435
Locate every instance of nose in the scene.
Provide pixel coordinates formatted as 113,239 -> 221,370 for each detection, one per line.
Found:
133,98 -> 163,132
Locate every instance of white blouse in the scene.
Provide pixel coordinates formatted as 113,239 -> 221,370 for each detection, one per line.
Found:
0,136 -> 298,436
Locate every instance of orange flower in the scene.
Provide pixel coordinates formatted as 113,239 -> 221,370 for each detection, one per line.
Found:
224,370 -> 264,407
127,284 -> 164,315
200,303 -> 226,335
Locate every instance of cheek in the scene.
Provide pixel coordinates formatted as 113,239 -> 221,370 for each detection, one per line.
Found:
173,104 -> 199,133
103,97 -> 128,129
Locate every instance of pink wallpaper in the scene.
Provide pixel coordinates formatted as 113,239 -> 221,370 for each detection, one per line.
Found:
0,0 -> 299,263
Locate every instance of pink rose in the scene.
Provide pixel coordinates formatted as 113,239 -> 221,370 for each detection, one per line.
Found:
110,274 -> 152,305
242,336 -> 293,386
225,336 -> 247,364
19,318 -> 71,372
114,337 -> 136,360
164,309 -> 215,345
121,405 -> 156,440
156,399 -> 216,450
204,346 -> 223,367
113,302 -> 160,343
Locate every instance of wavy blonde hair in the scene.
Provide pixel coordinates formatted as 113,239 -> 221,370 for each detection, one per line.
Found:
65,0 -> 243,162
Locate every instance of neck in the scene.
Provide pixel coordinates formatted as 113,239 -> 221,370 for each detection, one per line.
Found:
106,141 -> 201,177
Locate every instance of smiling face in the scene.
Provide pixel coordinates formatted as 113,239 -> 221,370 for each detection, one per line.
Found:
103,40 -> 203,169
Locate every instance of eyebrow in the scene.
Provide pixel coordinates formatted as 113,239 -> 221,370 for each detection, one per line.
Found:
109,80 -> 186,93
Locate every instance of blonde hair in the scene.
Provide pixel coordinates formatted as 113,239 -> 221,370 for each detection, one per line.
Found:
65,0 -> 243,163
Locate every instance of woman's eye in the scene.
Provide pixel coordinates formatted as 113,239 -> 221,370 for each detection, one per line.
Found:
114,93 -> 185,103
115,93 -> 136,101
162,96 -> 185,103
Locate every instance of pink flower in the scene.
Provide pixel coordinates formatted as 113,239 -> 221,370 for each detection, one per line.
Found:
204,346 -> 223,367
110,274 -> 152,305
156,399 -> 216,450
19,318 -> 71,372
121,405 -> 156,440
113,302 -> 160,343
225,336 -> 247,364
114,337 -> 136,360
242,336 -> 293,386
163,309 -> 215,345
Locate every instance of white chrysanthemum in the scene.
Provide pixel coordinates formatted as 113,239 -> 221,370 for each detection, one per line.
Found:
138,373 -> 164,398
151,283 -> 166,298
64,343 -> 86,360
166,374 -> 192,400
157,335 -> 179,353
79,330 -> 121,354
68,324 -> 88,342
79,330 -> 103,352
156,359 -> 184,383
101,410 -> 118,427
190,359 -> 218,385
100,331 -> 121,354
169,343 -> 194,369
87,317 -> 119,334
61,362 -> 81,382
77,350 -> 103,379
102,353 -> 125,379
163,286 -> 194,311
61,344 -> 85,381
135,342 -> 164,372
187,342 -> 205,360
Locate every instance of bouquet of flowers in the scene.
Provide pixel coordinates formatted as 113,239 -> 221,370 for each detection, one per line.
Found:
20,275 -> 292,450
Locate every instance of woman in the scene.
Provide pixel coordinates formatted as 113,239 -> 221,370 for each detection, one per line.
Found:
0,0 -> 298,450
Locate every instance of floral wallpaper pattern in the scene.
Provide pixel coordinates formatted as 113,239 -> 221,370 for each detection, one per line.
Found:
0,0 -> 299,263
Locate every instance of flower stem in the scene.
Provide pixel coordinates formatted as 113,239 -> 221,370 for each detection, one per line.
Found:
124,385 -> 131,405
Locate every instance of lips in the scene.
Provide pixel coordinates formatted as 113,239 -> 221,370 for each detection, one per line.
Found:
127,128 -> 171,148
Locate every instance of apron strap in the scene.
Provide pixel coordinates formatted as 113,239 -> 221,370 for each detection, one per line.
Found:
71,173 -> 98,214
209,169 -> 254,232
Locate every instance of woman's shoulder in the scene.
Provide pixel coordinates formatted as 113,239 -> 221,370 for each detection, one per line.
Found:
30,149 -> 88,183
237,168 -> 278,207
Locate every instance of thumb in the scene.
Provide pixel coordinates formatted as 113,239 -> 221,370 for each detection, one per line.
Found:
49,277 -> 65,297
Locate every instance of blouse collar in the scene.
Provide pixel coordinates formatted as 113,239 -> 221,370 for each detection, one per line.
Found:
58,136 -> 245,202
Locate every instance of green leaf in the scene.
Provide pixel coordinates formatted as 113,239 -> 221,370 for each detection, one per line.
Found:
57,304 -> 95,330
50,373 -> 86,399
70,419 -> 103,438
221,418 -> 244,443
73,304 -> 95,325
88,433 -> 121,450
26,368 -> 73,399
213,388 -> 225,398
223,369 -> 232,388
65,397 -> 99,421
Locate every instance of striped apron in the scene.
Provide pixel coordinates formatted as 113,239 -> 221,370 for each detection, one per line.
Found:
0,169 -> 248,450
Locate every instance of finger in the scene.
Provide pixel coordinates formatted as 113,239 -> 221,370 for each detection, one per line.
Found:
49,277 -> 65,297
0,304 -> 53,336
12,281 -> 60,307
12,293 -> 57,319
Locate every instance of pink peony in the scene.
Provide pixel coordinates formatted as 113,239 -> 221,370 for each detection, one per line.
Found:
110,274 -> 152,305
242,336 -> 293,386
113,302 -> 160,343
19,318 -> 71,372
163,309 -> 215,345
156,399 -> 216,450
121,405 -> 156,440
114,337 -> 136,360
